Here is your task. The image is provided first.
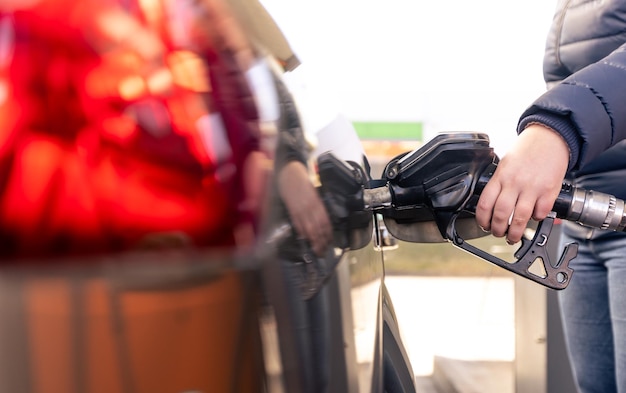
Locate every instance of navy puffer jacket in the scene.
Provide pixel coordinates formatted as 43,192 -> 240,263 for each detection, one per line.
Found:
517,0 -> 626,197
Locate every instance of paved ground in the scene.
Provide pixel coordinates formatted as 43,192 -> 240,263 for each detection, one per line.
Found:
384,276 -> 515,392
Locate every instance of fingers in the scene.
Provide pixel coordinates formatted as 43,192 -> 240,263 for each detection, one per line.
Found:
278,161 -> 333,257
505,196 -> 535,244
476,173 -> 562,244
291,203 -> 332,257
305,213 -> 333,257
476,181 -> 535,244
475,180 -> 500,232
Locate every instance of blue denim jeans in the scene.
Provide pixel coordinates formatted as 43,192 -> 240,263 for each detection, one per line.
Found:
558,222 -> 626,393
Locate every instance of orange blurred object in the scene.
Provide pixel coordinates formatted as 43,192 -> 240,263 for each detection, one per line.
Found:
0,260 -> 265,393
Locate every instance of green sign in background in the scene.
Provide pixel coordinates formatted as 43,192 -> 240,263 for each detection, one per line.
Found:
352,121 -> 423,140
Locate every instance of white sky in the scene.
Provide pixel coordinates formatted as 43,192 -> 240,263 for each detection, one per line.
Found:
260,0 -> 557,156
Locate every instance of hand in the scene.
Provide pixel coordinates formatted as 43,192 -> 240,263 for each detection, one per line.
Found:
278,161 -> 333,257
475,124 -> 569,244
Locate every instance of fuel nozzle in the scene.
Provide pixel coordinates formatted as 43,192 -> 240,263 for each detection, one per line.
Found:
316,132 -> 626,290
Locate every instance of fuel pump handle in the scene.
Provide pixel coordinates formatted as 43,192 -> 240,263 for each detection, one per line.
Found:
318,132 -> 626,290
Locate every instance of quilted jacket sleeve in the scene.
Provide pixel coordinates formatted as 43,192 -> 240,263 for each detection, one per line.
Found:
517,44 -> 626,172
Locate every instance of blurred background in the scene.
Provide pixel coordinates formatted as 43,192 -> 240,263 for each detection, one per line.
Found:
260,0 -> 555,158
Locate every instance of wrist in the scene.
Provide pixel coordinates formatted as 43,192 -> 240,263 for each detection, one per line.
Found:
518,113 -> 581,171
522,122 -> 571,169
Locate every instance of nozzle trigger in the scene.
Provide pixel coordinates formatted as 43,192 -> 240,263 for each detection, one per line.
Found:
446,212 -> 576,290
